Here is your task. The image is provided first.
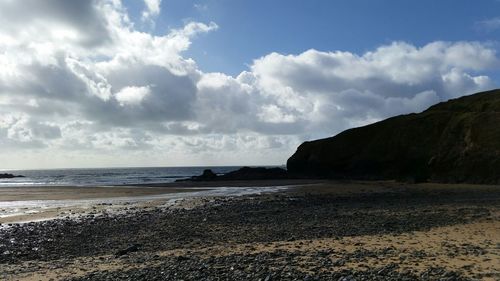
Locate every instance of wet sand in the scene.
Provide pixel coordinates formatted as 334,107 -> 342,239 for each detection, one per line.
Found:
0,185 -> 208,224
0,185 -> 207,202
0,179 -> 322,202
1,180 -> 499,280
0,180 -> 313,224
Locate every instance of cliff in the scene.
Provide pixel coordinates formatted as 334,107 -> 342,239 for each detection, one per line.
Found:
287,89 -> 500,184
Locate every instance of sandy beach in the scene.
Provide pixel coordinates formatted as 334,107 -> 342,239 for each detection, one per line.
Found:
0,180 -> 499,280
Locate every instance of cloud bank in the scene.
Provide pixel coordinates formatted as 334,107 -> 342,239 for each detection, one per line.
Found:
0,0 -> 497,168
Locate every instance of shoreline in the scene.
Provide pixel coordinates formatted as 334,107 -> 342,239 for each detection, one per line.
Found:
1,179 -> 318,224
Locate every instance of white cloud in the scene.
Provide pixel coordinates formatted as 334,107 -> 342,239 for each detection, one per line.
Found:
257,105 -> 297,124
144,0 -> 161,15
115,86 -> 151,106
0,0 -> 497,168
0,0 -> 113,48
141,0 -> 161,24
247,42 -> 496,135
476,17 -> 500,31
194,3 -> 208,12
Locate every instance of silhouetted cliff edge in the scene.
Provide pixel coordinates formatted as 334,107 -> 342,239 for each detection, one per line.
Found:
287,89 -> 500,184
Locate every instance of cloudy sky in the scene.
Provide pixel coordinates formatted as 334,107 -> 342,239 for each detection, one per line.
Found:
0,0 -> 499,169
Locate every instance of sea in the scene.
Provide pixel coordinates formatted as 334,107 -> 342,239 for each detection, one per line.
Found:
0,166 -> 282,187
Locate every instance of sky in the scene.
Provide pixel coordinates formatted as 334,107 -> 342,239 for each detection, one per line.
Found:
0,0 -> 499,169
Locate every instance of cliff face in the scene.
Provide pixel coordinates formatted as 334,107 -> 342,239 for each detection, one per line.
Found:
287,89 -> 500,184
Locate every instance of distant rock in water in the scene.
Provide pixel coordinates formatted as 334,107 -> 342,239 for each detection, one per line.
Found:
287,89 -> 500,184
220,167 -> 289,180
180,167 -> 290,181
0,173 -> 24,179
197,169 -> 218,180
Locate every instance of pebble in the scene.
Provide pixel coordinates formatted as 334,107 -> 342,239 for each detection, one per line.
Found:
1,188 -> 496,280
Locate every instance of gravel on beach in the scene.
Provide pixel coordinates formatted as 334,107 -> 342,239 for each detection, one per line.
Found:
1,181 -> 499,280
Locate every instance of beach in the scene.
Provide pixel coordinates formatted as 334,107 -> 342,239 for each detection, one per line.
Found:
0,180 -> 499,280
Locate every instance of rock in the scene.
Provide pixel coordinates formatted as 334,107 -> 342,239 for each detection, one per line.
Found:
218,167 -> 289,180
176,168 -> 218,181
178,166 -> 292,182
0,173 -> 25,179
200,169 -> 217,180
287,89 -> 500,184
115,244 -> 141,257
176,255 -> 189,261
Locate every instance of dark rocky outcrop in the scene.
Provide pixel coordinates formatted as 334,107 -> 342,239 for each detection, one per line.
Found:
0,173 -> 24,179
219,167 -> 289,180
287,89 -> 500,184
180,167 -> 290,182
197,169 -> 218,180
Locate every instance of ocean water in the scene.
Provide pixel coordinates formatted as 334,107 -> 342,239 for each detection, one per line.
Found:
0,166 -> 277,187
